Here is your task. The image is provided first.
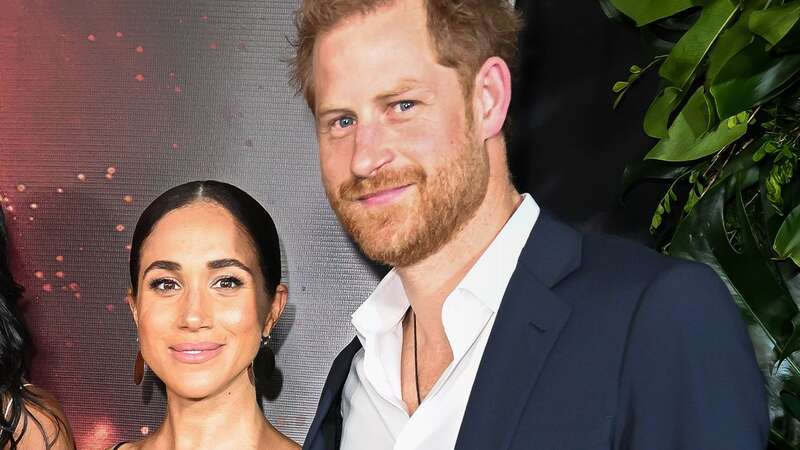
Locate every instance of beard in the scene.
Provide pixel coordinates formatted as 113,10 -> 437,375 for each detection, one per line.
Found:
326,129 -> 490,267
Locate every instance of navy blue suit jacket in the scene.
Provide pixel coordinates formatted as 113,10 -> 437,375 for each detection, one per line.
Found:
304,212 -> 769,449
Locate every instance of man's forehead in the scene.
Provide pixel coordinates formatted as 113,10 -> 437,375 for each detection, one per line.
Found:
312,2 -> 436,100
321,0 -> 425,37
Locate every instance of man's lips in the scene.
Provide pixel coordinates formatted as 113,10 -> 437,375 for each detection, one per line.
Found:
169,342 -> 225,364
356,184 -> 413,206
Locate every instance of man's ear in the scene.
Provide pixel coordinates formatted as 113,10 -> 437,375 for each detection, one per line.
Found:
473,56 -> 512,141
263,283 -> 288,337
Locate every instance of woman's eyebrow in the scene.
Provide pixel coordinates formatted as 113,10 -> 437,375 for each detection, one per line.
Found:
207,258 -> 253,275
143,260 -> 181,276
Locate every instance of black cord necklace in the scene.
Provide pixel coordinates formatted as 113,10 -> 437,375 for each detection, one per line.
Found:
413,310 -> 422,407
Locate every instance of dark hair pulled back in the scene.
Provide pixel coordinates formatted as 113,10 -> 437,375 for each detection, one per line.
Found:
129,181 -> 282,299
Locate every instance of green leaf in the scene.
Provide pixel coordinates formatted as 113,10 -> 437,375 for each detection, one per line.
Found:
644,87 -> 683,138
749,0 -> 800,48
768,175 -> 785,210
736,111 -> 749,122
670,158 -> 800,359
608,0 -> 702,27
710,40 -> 800,119
706,0 -> 771,78
597,0 -> 636,25
613,81 -> 629,93
684,187 -> 701,214
759,158 -> 787,239
686,116 -> 748,159
707,22 -> 755,83
622,160 -> 689,199
659,0 -> 740,89
707,0 -> 768,83
774,22 -> 800,52
646,87 -> 710,160
645,87 -> 748,162
651,211 -> 664,232
775,204 -> 800,267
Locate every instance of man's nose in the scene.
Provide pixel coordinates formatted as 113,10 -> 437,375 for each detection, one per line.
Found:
351,121 -> 394,178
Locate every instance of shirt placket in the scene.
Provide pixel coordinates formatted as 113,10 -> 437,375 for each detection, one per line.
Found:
393,293 -> 494,449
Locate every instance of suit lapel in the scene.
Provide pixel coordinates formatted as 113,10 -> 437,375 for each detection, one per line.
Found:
304,337 -> 362,450
455,212 -> 582,450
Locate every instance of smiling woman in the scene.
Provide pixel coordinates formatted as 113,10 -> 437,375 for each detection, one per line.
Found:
112,181 -> 298,450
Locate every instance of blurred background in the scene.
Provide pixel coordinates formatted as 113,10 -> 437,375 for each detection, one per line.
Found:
0,0 -> 657,446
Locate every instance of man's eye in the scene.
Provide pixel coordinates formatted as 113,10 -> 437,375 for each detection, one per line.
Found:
149,278 -> 180,292
334,117 -> 355,129
394,100 -> 416,113
212,276 -> 243,290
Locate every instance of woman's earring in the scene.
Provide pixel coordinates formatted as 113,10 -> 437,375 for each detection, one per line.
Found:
254,334 -> 275,379
134,350 -> 145,385
134,337 -> 146,386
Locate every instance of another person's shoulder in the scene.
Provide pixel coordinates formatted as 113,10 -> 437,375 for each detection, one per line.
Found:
105,442 -> 137,450
12,385 -> 75,450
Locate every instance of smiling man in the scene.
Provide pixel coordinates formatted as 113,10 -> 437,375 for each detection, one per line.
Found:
291,1 -> 769,449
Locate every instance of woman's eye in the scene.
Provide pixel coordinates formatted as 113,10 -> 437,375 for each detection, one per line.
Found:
149,278 -> 180,292
394,100 -> 416,113
212,276 -> 243,290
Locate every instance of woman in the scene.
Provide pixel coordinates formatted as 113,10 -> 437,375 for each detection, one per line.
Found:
114,180 -> 298,450
0,208 -> 75,449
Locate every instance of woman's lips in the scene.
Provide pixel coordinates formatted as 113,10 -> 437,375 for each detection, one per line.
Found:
169,342 -> 225,364
357,184 -> 412,206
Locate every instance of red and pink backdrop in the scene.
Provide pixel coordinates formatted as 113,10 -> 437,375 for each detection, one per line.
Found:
0,1 -> 377,447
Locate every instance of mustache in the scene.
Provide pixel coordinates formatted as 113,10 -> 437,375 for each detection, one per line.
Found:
339,166 -> 426,201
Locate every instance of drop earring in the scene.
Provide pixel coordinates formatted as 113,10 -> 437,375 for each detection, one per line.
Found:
253,334 -> 275,379
133,338 -> 146,385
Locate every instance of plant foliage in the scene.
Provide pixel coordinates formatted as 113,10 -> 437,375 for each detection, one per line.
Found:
604,0 -> 800,446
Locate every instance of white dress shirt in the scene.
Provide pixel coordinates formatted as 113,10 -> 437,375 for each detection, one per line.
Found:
340,194 -> 540,450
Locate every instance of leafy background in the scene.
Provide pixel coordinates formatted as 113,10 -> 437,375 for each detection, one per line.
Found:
603,0 -> 800,446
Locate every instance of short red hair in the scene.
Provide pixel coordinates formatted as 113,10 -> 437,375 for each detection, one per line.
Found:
290,0 -> 523,114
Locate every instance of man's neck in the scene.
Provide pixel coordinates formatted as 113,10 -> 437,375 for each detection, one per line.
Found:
396,174 -> 521,336
396,154 -> 521,412
148,370 -> 270,450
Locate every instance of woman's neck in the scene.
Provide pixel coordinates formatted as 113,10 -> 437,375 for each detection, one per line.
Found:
148,369 -> 270,450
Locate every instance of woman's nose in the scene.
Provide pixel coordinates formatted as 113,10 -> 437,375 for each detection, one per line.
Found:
177,287 -> 212,331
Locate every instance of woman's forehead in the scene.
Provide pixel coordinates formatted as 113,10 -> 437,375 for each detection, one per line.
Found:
139,202 -> 259,268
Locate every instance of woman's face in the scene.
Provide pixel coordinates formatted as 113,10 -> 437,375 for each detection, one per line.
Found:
130,201 -> 285,400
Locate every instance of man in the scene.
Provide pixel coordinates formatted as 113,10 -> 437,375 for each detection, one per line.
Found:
291,0 -> 769,448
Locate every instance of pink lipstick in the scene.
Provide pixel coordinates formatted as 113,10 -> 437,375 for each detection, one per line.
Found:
169,342 -> 225,364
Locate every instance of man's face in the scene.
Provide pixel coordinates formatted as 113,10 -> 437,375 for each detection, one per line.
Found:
312,0 -> 490,267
